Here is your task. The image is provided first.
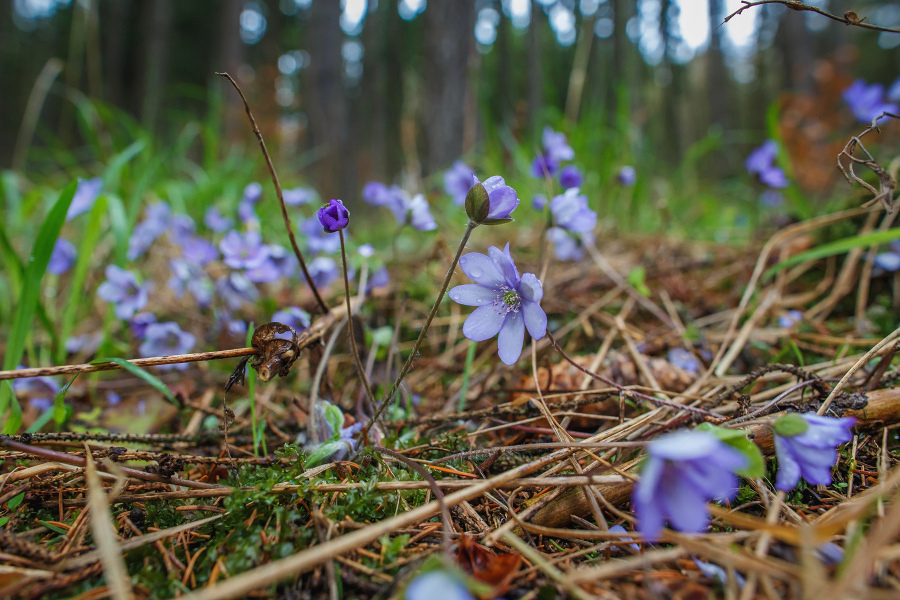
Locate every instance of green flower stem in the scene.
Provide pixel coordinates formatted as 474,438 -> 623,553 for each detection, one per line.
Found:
339,230 -> 376,409
367,221 -> 477,432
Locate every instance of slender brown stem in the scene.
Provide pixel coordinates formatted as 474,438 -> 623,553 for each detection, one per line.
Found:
366,222 -> 476,431
723,1 -> 900,35
216,72 -> 330,315
339,230 -> 376,409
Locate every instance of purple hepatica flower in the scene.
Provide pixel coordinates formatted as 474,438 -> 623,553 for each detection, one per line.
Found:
318,199 -> 350,232
308,256 -> 340,288
550,188 -> 597,233
542,126 -> 575,162
48,238 -> 77,275
745,141 -> 788,189
127,202 -> 171,260
559,165 -> 584,190
12,368 -> 60,411
608,524 -> 640,553
449,243 -> 547,365
238,199 -> 258,224
407,194 -> 437,231
283,186 -> 315,206
547,227 -> 584,262
632,429 -> 747,540
616,165 -> 637,186
773,413 -> 855,491
760,190 -> 784,208
168,259 -> 214,307
219,230 -> 268,270
169,214 -> 196,245
204,206 -> 233,232
778,309 -> 803,328
130,311 -> 158,339
358,243 -> 375,258
97,265 -> 149,320
272,306 -> 311,331
362,181 -> 393,206
693,558 -> 746,588
532,194 -> 547,211
65,333 -> 101,355
530,153 -> 559,179
300,216 -> 342,254
667,348 -> 700,373
444,161 -> 475,206
874,240 -> 900,272
406,571 -> 473,600
66,177 -> 103,221
246,245 -> 297,283
178,235 -> 219,267
367,266 -> 390,292
216,272 -> 259,310
139,322 -> 195,370
842,80 -> 899,123
243,182 -> 263,204
476,175 -> 519,220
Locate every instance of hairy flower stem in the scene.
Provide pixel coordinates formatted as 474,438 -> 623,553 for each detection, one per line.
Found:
216,72 -> 330,316
339,230 -> 376,409
366,221 -> 477,433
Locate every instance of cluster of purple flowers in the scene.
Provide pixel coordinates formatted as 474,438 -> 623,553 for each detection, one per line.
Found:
531,126 -> 575,180
633,414 -> 855,540
362,182 -> 437,232
444,161 -> 476,206
842,78 -> 900,123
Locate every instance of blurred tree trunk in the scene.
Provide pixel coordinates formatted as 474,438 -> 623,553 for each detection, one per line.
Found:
307,0 -> 350,198
527,2 -> 543,132
103,0 -> 130,107
658,0 -> 681,160
215,0 -> 243,147
422,0 -> 475,174
137,0 -> 172,134
610,0 -> 635,123
775,6 -> 814,93
707,0 -> 729,132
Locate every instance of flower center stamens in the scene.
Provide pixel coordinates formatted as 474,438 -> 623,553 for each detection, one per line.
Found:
495,286 -> 521,315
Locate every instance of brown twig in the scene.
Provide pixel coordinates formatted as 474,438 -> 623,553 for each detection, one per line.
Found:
837,112 -> 899,213
724,1 -> 900,35
216,72 -> 330,315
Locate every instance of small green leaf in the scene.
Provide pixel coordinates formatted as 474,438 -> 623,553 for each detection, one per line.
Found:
304,440 -> 347,468
0,516 -> 8,528
93,358 -> 178,405
696,423 -> 765,478
323,403 -> 345,438
627,266 -> 650,297
53,376 -> 81,426
39,520 -> 69,535
464,182 -> 490,224
6,492 -> 25,510
480,217 -> 514,226
774,413 -> 810,438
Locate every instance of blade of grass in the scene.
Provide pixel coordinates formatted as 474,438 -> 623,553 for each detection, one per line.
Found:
764,228 -> 900,279
1,181 -> 76,433
93,357 -> 177,405
245,324 -> 261,456
56,196 -> 107,364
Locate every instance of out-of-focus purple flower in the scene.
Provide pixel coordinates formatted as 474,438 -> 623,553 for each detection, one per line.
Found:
219,230 -> 268,270
238,200 -> 258,224
97,265 -> 149,320
407,194 -> 437,231
362,183 -> 435,230
889,77 -> 900,103
204,207 -> 233,232
168,259 -> 214,307
243,182 -> 263,204
745,141 -> 788,188
842,80 -> 899,123
65,333 -> 101,355
246,245 -> 297,283
547,227 -> 585,261
449,243 -> 547,365
874,240 -> 900,272
559,165 -> 584,190
130,311 -> 157,339
608,524 -> 640,552
693,558 -> 746,587
216,272 -> 259,310
358,243 -> 375,258
816,542 -> 844,566
778,310 -> 803,328
12,368 -> 60,411
283,186 -> 315,206
773,413 -> 855,491
667,348 -> 700,373
308,256 -> 340,288
139,322 -> 195,370
66,177 -> 103,221
406,571 -> 473,600
367,266 -> 390,291
475,175 -> 519,221
632,430 -> 747,540
550,188 -> 596,233
178,235 -> 219,266
530,154 -> 559,178
301,216 -> 342,254
542,126 -> 575,162
362,181 -> 392,206
444,161 -> 475,206
127,202 -> 171,260
272,306 -> 311,331
169,214 -> 196,246
760,190 -> 784,207
532,194 -> 547,211
48,238 -> 77,275
318,199 -> 350,233
616,165 -> 637,186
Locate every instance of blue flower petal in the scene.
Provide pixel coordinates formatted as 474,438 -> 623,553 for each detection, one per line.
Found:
458,252 -> 505,288
497,311 -> 525,365
522,299 -> 547,340
448,284 -> 497,307
462,305 -> 505,342
774,437 -> 802,491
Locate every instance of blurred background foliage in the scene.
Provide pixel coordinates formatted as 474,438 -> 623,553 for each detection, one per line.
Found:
1,0 -> 900,231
